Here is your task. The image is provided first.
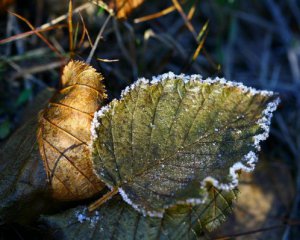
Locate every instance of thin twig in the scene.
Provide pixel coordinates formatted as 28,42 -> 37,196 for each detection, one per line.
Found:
40,2 -> 91,30
1,3 -> 92,45
90,0 -> 114,16
0,24 -> 66,45
11,61 -> 65,80
9,11 -> 63,58
134,5 -> 176,23
86,14 -> 112,64
187,0 -> 198,20
171,0 -> 197,40
97,58 -> 119,62
78,12 -> 88,48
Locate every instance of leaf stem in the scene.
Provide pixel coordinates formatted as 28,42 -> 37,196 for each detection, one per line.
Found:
88,187 -> 118,212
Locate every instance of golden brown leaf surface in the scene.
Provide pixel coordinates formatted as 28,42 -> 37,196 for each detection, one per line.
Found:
93,0 -> 145,19
37,61 -> 106,201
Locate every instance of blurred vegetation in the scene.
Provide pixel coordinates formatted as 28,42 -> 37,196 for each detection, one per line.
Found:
0,0 -> 299,239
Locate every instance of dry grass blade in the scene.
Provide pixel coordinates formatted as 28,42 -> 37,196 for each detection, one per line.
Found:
171,0 -> 197,40
134,5 -> 176,23
197,20 -> 209,42
77,14 -> 87,49
73,22 -> 80,51
192,21 -> 209,61
97,58 -> 119,62
68,0 -> 74,58
187,0 -> 198,20
0,24 -> 66,45
86,14 -> 112,64
1,3 -> 91,45
8,11 -> 63,59
192,34 -> 206,61
10,61 -> 64,80
77,12 -> 93,49
40,2 -> 92,29
181,20 -> 209,72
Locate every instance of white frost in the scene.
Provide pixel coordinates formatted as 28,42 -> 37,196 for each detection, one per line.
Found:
91,105 -> 111,141
119,188 -> 164,218
121,72 -> 277,97
75,208 -> 100,228
121,77 -> 149,98
180,198 -> 206,205
119,187 -> 207,218
253,98 -> 280,151
201,151 -> 258,190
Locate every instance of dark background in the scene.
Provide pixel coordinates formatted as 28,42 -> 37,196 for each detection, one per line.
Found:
0,0 -> 299,239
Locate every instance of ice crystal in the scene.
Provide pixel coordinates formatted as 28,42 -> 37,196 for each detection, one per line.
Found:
75,208 -> 100,228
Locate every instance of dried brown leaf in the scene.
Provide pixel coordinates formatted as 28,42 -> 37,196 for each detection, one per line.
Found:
37,61 -> 107,201
93,0 -> 145,19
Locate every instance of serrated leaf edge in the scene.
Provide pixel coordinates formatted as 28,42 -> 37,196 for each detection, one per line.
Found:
90,72 -> 280,217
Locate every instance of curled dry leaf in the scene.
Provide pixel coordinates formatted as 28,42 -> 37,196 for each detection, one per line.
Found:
37,61 -> 107,201
42,187 -> 238,240
91,73 -> 279,217
92,0 -> 145,19
0,89 -> 54,224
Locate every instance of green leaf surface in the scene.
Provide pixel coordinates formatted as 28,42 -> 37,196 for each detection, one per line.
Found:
0,119 -> 11,140
0,88 -> 55,224
42,187 -> 237,240
14,88 -> 33,108
91,73 -> 279,217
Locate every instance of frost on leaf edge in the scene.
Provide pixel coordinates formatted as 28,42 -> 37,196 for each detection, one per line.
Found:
90,72 -> 280,217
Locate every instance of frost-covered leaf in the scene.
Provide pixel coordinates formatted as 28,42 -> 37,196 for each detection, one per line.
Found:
42,187 -> 237,240
0,88 -> 55,224
91,73 -> 279,217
